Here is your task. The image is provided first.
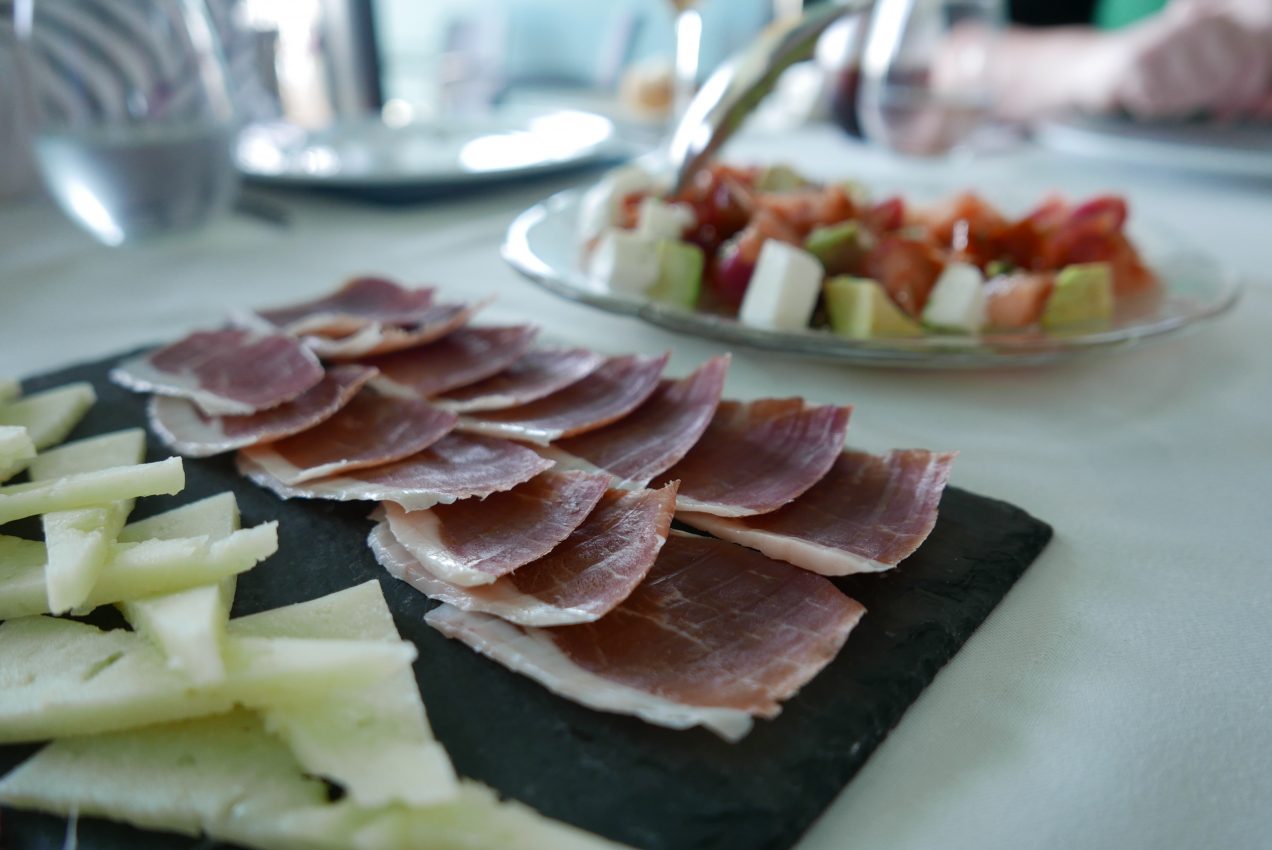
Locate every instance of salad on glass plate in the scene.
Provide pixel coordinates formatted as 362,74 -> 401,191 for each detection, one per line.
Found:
502,162 -> 1240,368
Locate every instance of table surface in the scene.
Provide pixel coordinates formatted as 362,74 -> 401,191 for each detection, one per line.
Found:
1,125 -> 1268,850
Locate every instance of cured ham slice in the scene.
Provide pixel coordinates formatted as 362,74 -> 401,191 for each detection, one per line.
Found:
238,433 -> 553,510
238,391 -> 459,484
656,399 -> 851,517
254,277 -> 437,337
374,483 -> 676,627
112,329 -> 324,417
679,449 -> 955,576
435,348 -> 606,413
305,299 -> 490,361
147,365 -> 376,457
425,533 -> 865,741
378,471 -> 610,587
366,326 -> 537,399
458,354 -> 668,446
549,356 -> 729,487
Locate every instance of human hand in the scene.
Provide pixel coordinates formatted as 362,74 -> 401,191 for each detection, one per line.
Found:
1100,0 -> 1272,120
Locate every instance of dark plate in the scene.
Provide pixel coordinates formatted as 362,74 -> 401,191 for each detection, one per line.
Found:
0,351 -> 1052,850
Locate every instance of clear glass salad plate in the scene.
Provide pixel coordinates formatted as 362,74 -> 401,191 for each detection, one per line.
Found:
502,188 -> 1242,369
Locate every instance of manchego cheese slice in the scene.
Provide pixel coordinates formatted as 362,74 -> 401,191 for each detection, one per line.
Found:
0,523 -> 277,620
0,710 -> 329,837
118,493 -> 242,684
29,430 -> 148,614
0,425 -> 35,483
0,456 -> 183,525
230,580 -> 458,807
0,382 -> 95,450
0,716 -> 628,850
0,613 -> 416,743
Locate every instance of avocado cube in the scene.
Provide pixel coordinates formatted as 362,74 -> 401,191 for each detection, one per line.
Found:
648,240 -> 704,308
755,164 -> 810,192
805,221 -> 870,276
1042,262 -> 1113,329
824,276 -> 923,339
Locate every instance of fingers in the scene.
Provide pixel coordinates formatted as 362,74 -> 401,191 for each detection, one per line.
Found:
1114,7 -> 1272,119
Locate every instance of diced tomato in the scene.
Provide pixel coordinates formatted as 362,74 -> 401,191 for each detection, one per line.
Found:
865,196 -> 906,234
995,218 -> 1047,271
985,273 -> 1054,328
1024,195 -> 1070,233
711,243 -> 756,308
864,236 -> 944,317
616,190 -> 647,230
914,192 -> 1007,248
733,209 -> 802,265
1067,195 -> 1127,231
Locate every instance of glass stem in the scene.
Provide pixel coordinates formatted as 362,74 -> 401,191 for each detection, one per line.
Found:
672,8 -> 703,121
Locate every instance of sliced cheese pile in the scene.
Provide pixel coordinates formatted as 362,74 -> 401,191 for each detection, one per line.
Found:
0,379 -> 629,850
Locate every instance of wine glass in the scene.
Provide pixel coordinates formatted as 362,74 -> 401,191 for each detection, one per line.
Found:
856,0 -> 1003,156
12,0 -> 239,245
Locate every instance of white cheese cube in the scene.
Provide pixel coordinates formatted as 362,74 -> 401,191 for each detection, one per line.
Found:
636,197 -> 696,240
922,261 -> 987,333
738,241 -> 824,331
578,165 -> 657,241
586,228 -> 659,296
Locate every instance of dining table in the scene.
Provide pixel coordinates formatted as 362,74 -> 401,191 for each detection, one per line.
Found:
0,122 -> 1268,850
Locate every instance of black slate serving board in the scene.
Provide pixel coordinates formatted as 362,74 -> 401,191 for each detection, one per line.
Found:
0,353 -> 1052,850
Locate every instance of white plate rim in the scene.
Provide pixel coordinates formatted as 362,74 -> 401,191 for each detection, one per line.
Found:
501,188 -> 1243,369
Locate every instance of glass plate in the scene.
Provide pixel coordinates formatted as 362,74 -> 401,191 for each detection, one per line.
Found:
502,188 -> 1242,368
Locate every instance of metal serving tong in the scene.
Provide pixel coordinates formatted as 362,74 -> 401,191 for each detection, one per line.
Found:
666,0 -> 877,195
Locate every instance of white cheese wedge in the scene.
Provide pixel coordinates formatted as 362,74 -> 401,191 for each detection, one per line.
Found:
738,241 -> 824,331
0,382 -> 95,450
922,261 -> 987,333
0,716 -> 628,850
29,430 -> 147,614
0,614 -> 417,742
118,494 -> 242,685
230,580 -> 459,808
0,711 -> 329,838
635,196 -> 696,240
0,523 -> 277,619
0,456 -> 183,524
587,228 -> 659,296
578,164 -> 657,241
0,425 -> 35,483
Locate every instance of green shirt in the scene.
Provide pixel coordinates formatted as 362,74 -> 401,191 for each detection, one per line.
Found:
1095,0 -> 1167,29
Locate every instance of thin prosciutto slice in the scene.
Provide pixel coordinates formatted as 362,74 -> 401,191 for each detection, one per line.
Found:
458,354 -> 668,445
111,328 -> 324,416
435,347 -> 606,413
548,356 -> 729,487
239,390 -> 458,484
237,433 -> 552,510
147,365 -> 376,457
374,483 -> 676,626
253,277 -> 437,337
378,470 -> 610,587
305,299 -> 491,361
425,533 -> 865,741
366,325 -> 537,399
680,449 -> 955,576
656,399 -> 852,517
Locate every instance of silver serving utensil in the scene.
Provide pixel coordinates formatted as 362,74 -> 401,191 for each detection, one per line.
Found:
666,0 -> 877,195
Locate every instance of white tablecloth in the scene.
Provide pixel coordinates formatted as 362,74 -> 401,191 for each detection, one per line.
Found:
1,126 -> 1269,850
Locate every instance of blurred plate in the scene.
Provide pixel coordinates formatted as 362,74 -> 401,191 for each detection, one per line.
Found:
502,188 -> 1242,369
1036,117 -> 1272,179
236,107 -> 638,198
